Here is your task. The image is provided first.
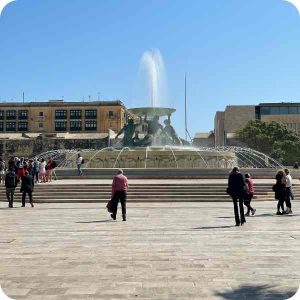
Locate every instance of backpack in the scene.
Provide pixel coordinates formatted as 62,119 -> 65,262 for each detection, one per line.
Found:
0,162 -> 5,171
81,159 -> 85,164
52,161 -> 57,168
6,172 -> 16,188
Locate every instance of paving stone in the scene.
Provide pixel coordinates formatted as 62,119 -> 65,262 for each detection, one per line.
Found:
0,201 -> 299,299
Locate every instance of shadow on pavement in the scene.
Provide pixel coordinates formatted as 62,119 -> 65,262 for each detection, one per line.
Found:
75,220 -> 112,223
215,284 -> 295,300
192,225 -> 236,230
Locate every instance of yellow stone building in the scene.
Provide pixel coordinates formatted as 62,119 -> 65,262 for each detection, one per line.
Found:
0,100 -> 127,134
214,103 -> 300,146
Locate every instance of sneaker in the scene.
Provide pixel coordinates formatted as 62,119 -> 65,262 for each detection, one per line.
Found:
251,209 -> 256,216
245,213 -> 250,217
276,211 -> 283,215
287,209 -> 293,215
110,214 -> 116,220
235,223 -> 240,226
30,203 -> 34,208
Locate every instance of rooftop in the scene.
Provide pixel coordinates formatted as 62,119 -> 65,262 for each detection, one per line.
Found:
258,102 -> 300,106
0,100 -> 125,107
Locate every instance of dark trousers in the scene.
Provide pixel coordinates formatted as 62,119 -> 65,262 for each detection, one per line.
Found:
34,171 -> 39,183
244,193 -> 254,214
232,196 -> 246,225
112,191 -> 127,217
6,188 -> 15,207
285,187 -> 292,209
22,191 -> 33,206
277,197 -> 285,212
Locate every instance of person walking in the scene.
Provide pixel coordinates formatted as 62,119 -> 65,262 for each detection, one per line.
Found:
227,167 -> 247,226
0,158 -> 6,184
46,158 -> 56,183
5,167 -> 18,208
76,153 -> 83,176
39,158 -> 47,183
32,158 -> 40,183
244,173 -> 256,216
20,171 -> 34,207
110,169 -> 128,221
16,157 -> 25,183
284,169 -> 293,214
273,170 -> 286,215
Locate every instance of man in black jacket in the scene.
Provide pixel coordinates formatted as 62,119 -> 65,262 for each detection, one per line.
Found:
21,171 -> 34,207
5,167 -> 18,208
227,167 -> 247,226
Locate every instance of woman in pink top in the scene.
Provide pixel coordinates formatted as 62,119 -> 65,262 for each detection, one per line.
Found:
244,173 -> 256,216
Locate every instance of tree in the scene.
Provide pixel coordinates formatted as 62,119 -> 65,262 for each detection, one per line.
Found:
236,120 -> 300,165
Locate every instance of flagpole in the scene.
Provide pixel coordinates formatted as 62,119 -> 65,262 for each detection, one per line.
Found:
185,73 -> 187,141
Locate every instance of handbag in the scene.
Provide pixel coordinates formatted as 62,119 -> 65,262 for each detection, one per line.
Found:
226,187 -> 231,195
106,199 -> 113,213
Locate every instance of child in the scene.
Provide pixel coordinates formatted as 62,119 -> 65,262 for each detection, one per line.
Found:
244,173 -> 256,216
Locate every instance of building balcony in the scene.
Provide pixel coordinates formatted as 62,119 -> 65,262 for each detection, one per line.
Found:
18,116 -> 28,120
6,116 -> 16,120
70,127 -> 82,131
85,127 -> 97,131
55,127 -> 67,132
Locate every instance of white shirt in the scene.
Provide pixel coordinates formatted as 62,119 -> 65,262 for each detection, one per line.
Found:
76,157 -> 83,165
286,174 -> 292,188
40,161 -> 46,172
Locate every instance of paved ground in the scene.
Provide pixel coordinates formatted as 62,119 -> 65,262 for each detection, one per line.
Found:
0,201 -> 299,299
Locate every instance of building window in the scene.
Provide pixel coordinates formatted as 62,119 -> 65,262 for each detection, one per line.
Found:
270,107 -> 280,115
70,121 -> 82,131
6,110 -> 16,120
0,122 -> 3,131
39,123 -> 44,129
55,110 -> 67,119
18,122 -> 28,131
260,107 -> 270,115
70,110 -> 82,119
85,120 -> 97,131
0,111 -> 4,120
6,121 -> 16,131
39,112 -> 44,117
55,121 -> 67,131
18,110 -> 28,120
279,107 -> 289,115
108,111 -> 114,118
85,110 -> 97,119
288,107 -> 298,114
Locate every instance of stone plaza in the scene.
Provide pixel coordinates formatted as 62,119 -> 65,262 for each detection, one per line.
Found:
0,191 -> 299,299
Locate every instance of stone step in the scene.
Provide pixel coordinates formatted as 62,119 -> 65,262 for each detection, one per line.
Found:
1,198 -> 242,203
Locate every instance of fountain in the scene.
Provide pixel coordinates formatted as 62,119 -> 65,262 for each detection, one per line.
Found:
33,50 -> 284,170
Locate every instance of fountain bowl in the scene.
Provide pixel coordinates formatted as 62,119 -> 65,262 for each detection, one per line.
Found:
128,107 -> 176,117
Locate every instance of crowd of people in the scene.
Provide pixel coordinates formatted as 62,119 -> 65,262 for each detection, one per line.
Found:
227,167 -> 294,226
0,154 -> 297,224
0,156 -> 57,208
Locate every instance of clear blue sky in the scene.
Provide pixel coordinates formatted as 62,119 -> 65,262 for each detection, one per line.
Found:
1,0 -> 300,137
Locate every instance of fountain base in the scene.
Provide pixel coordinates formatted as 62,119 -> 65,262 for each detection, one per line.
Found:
63,147 -> 237,169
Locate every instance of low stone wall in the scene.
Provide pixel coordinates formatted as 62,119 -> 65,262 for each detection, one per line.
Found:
54,168 -> 300,179
0,137 -> 108,160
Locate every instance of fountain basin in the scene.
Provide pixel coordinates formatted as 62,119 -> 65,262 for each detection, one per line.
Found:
58,147 -> 237,169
